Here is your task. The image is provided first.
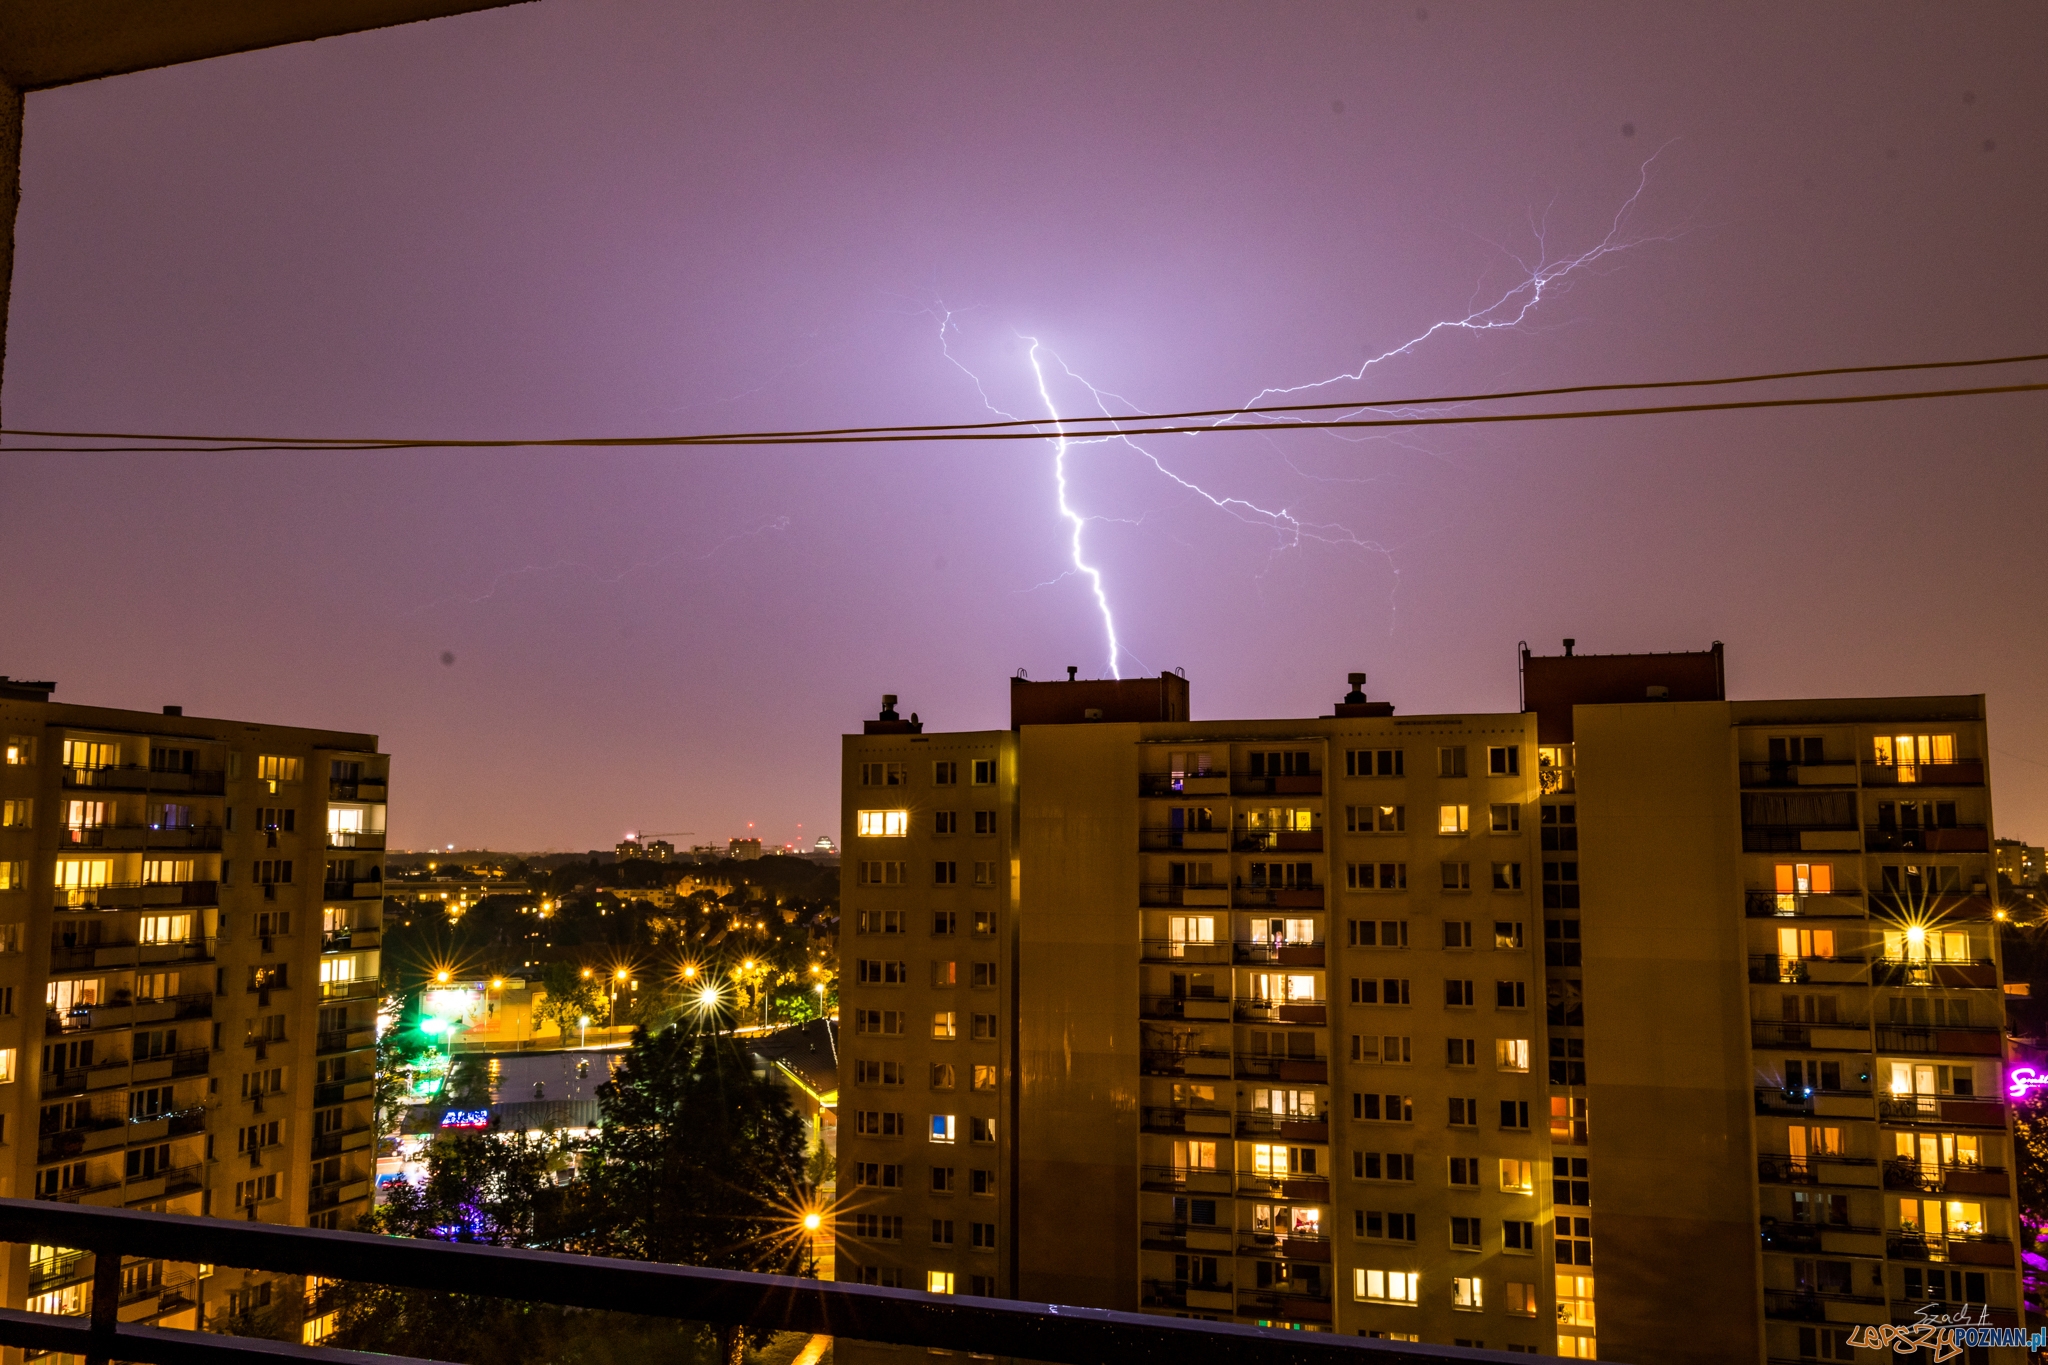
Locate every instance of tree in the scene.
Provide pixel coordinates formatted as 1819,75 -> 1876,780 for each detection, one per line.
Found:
535,961 -> 604,1037
570,1026 -> 812,1364
374,1027 -> 419,1144
365,1129 -> 573,1246
572,1026 -> 810,1269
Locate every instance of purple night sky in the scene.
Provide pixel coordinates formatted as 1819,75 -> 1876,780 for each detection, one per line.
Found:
1,3 -> 2043,851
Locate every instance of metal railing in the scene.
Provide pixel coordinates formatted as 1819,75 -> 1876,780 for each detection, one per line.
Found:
0,1198 -> 1536,1365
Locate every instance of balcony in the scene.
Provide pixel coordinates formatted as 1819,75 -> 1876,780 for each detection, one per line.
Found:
1881,1159 -> 2011,1196
1232,830 -> 1323,853
1235,1055 -> 1327,1084
1756,1153 -> 1878,1186
1885,1231 -> 2014,1265
1236,1230 -> 1330,1263
323,880 -> 385,902
1139,938 -> 1233,965
1233,999 -> 1326,1027
1874,1023 -> 2003,1057
1747,953 -> 1867,985
53,881 -> 218,911
1232,941 -> 1324,967
1139,1164 -> 1235,1195
1140,1277 -> 1234,1312
1761,1288 -> 1887,1323
329,778 -> 389,801
1141,1047 -> 1234,1079
57,824 -> 223,851
1865,824 -> 1989,853
1140,882 -> 1230,909
1862,760 -> 1985,788
1235,1287 -> 1332,1325
326,829 -> 387,851
1140,1106 -> 1234,1136
60,765 -> 225,795
1878,1094 -> 2006,1129
316,1027 -> 378,1056
1742,824 -> 1861,854
1754,1086 -> 1873,1118
1140,995 -> 1232,1023
1232,774 -> 1322,798
1232,884 -> 1324,911
1139,772 -> 1229,798
1871,958 -> 1998,989
1235,1114 -> 1328,1143
1750,1020 -> 1872,1052
1139,828 -> 1231,853
1744,890 -> 1866,919
1739,761 -> 1860,789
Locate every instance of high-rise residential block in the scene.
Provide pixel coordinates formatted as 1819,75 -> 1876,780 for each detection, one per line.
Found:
0,678 -> 386,1329
837,652 -> 2024,1363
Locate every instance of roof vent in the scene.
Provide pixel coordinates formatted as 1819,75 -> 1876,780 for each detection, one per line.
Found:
1343,672 -> 1368,705
1563,638 -> 1576,657
879,694 -> 899,721
1067,666 -> 1078,682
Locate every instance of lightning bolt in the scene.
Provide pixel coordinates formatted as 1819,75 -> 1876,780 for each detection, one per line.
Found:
927,152 -> 1678,674
1024,336 -> 1127,679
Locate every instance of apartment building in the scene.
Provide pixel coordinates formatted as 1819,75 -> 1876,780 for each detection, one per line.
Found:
837,652 -> 2023,1364
837,695 -> 1019,1298
0,677 -> 385,1330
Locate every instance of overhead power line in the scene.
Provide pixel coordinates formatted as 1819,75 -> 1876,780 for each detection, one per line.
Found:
0,352 -> 2043,453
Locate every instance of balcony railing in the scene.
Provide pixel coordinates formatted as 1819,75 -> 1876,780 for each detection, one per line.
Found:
1742,824 -> 1860,853
1761,1287 -> 1888,1321
1866,824 -> 1990,853
1139,771 -> 1229,798
57,825 -> 223,851
326,830 -> 387,850
1749,1021 -> 1872,1052
1756,1153 -> 1877,1185
1233,999 -> 1327,1026
1139,994 -> 1231,1021
1881,1158 -> 2010,1194
1739,761 -> 1860,788
1139,882 -> 1230,908
1743,890 -> 1866,919
328,779 -> 389,801
0,1197 -> 1495,1365
1231,774 -> 1322,797
1138,828 -> 1230,853
59,766 -> 225,795
1871,958 -> 1998,989
1878,1094 -> 2006,1127
323,880 -> 385,902
1140,1047 -> 1234,1077
1232,941 -> 1325,966
1232,830 -> 1323,853
1140,1106 -> 1233,1135
1747,953 -> 1866,984
53,882 -> 218,912
1874,1023 -> 2004,1057
1236,1054 -> 1328,1083
1862,760 -> 1985,788
1232,884 -> 1324,910
1139,938 -> 1233,965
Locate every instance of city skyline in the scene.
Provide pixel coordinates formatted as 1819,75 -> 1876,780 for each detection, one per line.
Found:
1,3 -> 2043,853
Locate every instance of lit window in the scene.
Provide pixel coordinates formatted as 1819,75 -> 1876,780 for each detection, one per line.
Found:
1439,805 -> 1469,835
1355,1268 -> 1419,1304
0,1048 -> 15,1083
0,800 -> 31,829
1453,1275 -> 1484,1310
930,1114 -> 956,1144
1504,1281 -> 1538,1317
1496,1039 -> 1529,1072
927,1271 -> 955,1294
856,810 -> 909,838
932,1011 -> 957,1039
